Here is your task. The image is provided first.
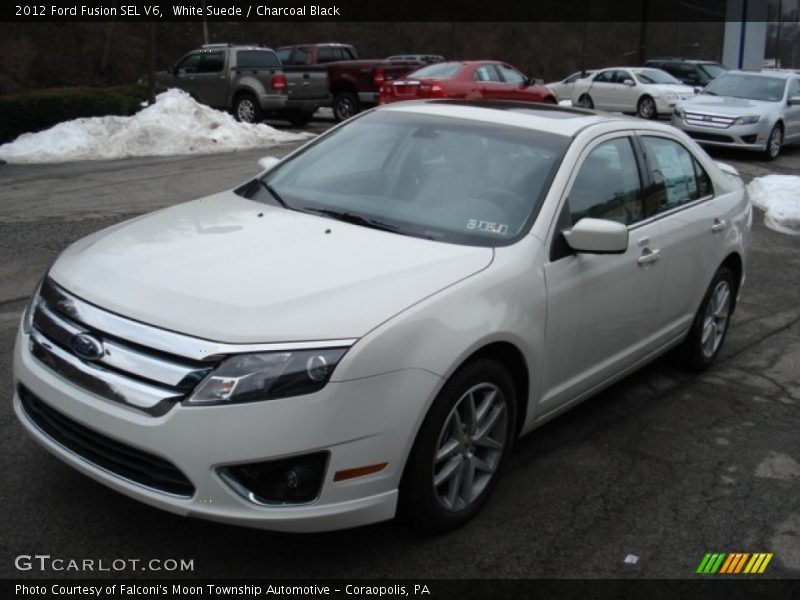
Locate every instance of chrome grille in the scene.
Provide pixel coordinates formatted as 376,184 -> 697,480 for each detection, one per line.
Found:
684,111 -> 736,129
30,278 -> 216,416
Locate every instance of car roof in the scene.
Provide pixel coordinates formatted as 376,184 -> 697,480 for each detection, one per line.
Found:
378,100 -> 669,137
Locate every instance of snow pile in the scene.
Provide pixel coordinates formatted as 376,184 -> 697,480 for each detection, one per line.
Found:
0,89 -> 313,164
747,174 -> 800,236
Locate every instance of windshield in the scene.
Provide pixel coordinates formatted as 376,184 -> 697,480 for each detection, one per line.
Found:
703,73 -> 787,101
240,110 -> 571,247
633,69 -> 682,85
408,62 -> 463,80
698,63 -> 726,79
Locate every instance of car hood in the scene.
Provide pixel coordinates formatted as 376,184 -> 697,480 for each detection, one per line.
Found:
678,93 -> 778,115
50,191 -> 494,343
646,83 -> 696,97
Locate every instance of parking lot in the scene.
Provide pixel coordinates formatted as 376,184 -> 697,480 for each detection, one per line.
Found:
1,118 -> 799,579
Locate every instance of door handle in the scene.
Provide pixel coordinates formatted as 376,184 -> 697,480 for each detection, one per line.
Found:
711,218 -> 726,233
637,248 -> 660,266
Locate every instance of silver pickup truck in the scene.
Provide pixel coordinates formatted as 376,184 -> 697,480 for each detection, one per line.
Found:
156,44 -> 330,126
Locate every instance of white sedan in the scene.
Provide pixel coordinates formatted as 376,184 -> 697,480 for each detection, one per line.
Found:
571,67 -> 697,118
14,101 -> 749,533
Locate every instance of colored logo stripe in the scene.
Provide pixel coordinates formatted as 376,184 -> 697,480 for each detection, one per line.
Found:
697,552 -> 773,574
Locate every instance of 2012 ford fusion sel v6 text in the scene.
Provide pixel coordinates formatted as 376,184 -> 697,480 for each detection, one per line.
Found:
13,101 -> 750,532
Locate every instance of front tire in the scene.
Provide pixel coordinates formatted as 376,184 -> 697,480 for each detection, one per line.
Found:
400,359 -> 517,533
577,94 -> 594,109
234,93 -> 262,124
681,266 -> 735,371
637,95 -> 657,119
332,91 -> 360,122
764,124 -> 783,160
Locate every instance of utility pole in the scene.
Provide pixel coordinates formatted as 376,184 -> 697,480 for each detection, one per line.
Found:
146,22 -> 156,104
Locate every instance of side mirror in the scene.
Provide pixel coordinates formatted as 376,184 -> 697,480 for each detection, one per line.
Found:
788,95 -> 800,106
563,218 -> 629,254
623,79 -> 635,86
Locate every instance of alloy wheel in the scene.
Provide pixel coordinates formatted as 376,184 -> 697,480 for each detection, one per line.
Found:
638,97 -> 656,119
701,280 -> 731,358
432,383 -> 508,512
237,100 -> 256,123
768,127 -> 783,159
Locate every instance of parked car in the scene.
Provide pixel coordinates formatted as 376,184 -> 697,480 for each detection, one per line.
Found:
571,67 -> 696,119
14,101 -> 750,533
277,43 -> 425,121
546,69 -> 596,101
156,44 -> 329,126
378,61 -> 556,105
672,69 -> 800,159
387,54 -> 446,64
644,58 -> 728,87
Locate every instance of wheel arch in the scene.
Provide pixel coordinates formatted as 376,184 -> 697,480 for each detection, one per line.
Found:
452,341 -> 530,440
720,251 -> 744,313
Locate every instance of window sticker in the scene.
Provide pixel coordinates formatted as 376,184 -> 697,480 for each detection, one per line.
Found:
467,219 -> 509,234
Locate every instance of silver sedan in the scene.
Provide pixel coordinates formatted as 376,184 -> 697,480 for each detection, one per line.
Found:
672,70 -> 800,160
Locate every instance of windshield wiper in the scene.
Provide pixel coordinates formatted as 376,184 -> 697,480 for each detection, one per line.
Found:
255,179 -> 290,209
302,208 -> 400,233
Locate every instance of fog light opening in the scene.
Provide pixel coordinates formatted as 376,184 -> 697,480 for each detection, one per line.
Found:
220,451 -> 328,505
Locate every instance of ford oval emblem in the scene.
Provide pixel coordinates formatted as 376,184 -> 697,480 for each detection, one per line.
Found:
69,333 -> 104,361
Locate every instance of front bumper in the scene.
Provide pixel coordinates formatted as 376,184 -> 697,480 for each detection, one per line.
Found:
13,325 -> 442,532
671,115 -> 772,151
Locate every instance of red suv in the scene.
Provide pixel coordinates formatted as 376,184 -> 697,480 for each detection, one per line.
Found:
379,61 -> 556,105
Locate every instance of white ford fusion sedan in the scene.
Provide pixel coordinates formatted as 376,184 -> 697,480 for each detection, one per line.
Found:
13,101 -> 750,533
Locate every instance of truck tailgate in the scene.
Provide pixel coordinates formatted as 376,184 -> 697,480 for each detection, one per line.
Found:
283,65 -> 330,102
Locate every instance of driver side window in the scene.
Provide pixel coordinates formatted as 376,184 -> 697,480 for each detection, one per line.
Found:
568,138 -> 644,226
176,53 -> 201,74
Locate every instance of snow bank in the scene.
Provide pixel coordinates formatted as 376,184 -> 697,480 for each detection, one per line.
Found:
0,89 -> 313,164
558,99 -> 573,107
747,174 -> 800,236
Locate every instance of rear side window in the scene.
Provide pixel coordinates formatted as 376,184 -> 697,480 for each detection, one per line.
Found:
568,138 -> 644,226
197,51 -> 224,73
317,47 -> 336,63
641,136 -> 712,214
237,50 -> 280,69
594,70 -> 614,83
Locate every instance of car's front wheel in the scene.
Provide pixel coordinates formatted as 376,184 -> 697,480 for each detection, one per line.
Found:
681,266 -> 735,371
637,95 -> 657,119
764,124 -> 783,160
400,359 -> 516,532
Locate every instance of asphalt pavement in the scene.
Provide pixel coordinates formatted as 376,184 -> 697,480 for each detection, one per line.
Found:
1,119 -> 798,579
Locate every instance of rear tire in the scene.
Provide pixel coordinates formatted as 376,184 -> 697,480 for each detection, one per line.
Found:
399,359 -> 517,533
680,266 -> 735,372
332,91 -> 360,122
577,94 -> 594,109
234,93 -> 262,124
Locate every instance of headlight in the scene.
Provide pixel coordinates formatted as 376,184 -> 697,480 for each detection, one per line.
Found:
21,278 -> 45,335
663,92 -> 679,102
734,115 -> 760,125
186,348 -> 348,405
674,107 -> 686,119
